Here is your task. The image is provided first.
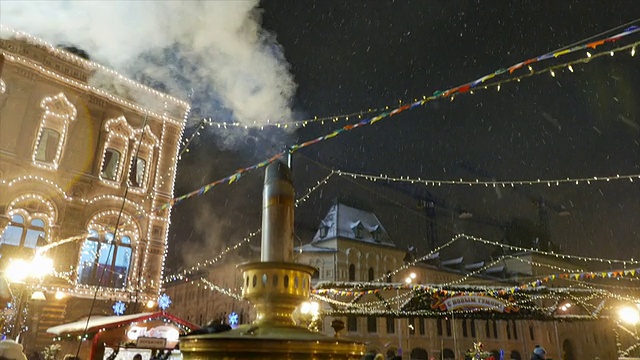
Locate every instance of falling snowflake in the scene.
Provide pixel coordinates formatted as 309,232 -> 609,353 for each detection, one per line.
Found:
158,293 -> 172,311
112,301 -> 126,316
228,311 -> 239,326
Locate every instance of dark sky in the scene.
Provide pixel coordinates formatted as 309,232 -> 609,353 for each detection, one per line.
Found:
168,1 -> 640,273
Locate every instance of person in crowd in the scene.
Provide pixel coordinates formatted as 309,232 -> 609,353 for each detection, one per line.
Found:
373,354 -> 384,360
133,354 -> 142,360
0,340 -> 27,360
530,345 -> 546,360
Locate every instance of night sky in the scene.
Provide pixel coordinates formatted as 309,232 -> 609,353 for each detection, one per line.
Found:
168,1 -> 640,273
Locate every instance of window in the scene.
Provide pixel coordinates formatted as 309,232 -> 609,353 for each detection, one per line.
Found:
409,317 -> 416,335
372,228 -> 383,242
437,318 -> 443,336
512,320 -> 518,340
367,316 -> 377,333
128,156 -> 147,187
368,267 -> 374,281
419,318 -> 425,335
485,320 -> 491,338
34,128 -> 61,163
77,229 -> 132,288
0,214 -> 46,248
101,148 -> 121,181
386,270 -> 392,283
529,325 -> 535,341
386,317 -> 395,334
470,319 -> 476,338
446,318 -> 452,337
492,320 -> 498,338
32,93 -> 77,169
348,264 -> 356,281
347,316 -> 358,332
352,224 -> 363,239
506,321 -> 511,339
319,225 -> 328,238
462,319 -> 468,337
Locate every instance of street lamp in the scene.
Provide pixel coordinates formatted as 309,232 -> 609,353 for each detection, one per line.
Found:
398,272 -> 417,358
618,305 -> 640,326
4,254 -> 53,344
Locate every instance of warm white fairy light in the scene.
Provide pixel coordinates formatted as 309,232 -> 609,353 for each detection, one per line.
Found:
8,194 -> 56,225
1,26 -> 189,118
31,93 -> 77,170
125,124 -> 160,194
98,116 -> 134,186
0,28 -> 190,314
335,169 -> 640,187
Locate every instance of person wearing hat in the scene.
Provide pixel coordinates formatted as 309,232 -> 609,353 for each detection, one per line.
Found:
530,345 -> 546,360
0,340 -> 28,360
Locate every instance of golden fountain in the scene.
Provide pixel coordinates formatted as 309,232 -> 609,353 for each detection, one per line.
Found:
179,161 -> 365,359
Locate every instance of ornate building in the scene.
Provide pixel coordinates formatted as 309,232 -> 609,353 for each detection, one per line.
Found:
0,28 -> 189,351
296,201 -> 619,360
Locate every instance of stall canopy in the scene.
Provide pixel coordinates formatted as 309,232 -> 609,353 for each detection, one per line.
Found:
47,311 -> 199,350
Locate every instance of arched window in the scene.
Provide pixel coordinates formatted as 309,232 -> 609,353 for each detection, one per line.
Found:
348,264 -> 356,281
126,125 -> 158,191
32,93 -> 77,169
0,214 -> 47,248
77,229 -> 133,288
101,148 -> 121,180
368,267 -> 374,281
99,117 -> 133,185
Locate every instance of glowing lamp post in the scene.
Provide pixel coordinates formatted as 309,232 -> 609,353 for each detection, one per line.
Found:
5,254 -> 53,344
618,305 -> 640,326
398,272 -> 417,358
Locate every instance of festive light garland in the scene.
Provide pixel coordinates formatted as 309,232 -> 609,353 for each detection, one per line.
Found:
335,170 -> 640,188
160,29 -> 640,212
31,93 -> 77,171
163,171 -> 332,282
0,29 -> 188,307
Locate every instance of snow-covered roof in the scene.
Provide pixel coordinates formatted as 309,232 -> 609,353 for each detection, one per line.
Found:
310,203 -> 395,247
464,261 -> 485,271
47,312 -> 198,335
441,257 -> 464,266
485,265 -> 505,274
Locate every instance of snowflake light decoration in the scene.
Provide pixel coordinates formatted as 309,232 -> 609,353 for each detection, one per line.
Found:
228,311 -> 239,327
112,301 -> 126,316
158,293 -> 172,311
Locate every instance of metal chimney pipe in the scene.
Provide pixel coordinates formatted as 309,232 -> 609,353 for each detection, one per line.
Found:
261,161 -> 294,262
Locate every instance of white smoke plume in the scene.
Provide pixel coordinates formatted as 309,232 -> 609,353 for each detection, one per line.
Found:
0,0 -> 296,127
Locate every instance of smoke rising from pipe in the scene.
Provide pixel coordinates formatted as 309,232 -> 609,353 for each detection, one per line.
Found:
0,0 -> 297,127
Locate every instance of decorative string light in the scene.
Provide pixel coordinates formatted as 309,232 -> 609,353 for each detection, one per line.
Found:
0,26 -> 190,115
0,29 -> 190,311
164,171 -> 332,282
199,278 -> 244,301
31,93 -> 77,170
164,38 -> 640,210
335,170 -> 640,187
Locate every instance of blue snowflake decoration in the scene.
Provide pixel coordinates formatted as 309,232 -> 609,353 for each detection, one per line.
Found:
112,301 -> 126,316
228,311 -> 239,326
158,293 -> 172,311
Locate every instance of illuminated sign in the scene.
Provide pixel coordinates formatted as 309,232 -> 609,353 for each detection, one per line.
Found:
136,337 -> 167,349
443,295 -> 507,312
127,324 -> 180,348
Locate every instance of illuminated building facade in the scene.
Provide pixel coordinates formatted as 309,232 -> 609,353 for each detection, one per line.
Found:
295,202 -> 621,360
0,29 -> 189,351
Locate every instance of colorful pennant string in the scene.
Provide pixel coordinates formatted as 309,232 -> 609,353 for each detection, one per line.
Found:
158,27 -> 640,213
